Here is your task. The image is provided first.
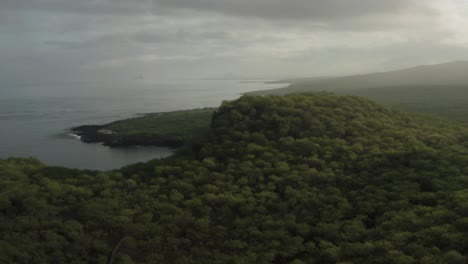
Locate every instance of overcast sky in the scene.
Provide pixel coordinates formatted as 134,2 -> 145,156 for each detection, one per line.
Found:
2,0 -> 468,85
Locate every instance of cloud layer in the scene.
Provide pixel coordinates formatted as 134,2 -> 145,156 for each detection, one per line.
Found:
1,0 -> 468,86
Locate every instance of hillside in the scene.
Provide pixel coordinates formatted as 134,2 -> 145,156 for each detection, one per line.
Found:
254,61 -> 468,95
343,85 -> 468,121
2,94 -> 468,263
251,61 -> 468,122
71,108 -> 215,147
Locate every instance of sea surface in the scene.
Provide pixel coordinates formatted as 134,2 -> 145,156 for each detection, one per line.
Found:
0,80 -> 283,170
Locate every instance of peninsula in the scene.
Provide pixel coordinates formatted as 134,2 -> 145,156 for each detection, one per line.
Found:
71,108 -> 215,148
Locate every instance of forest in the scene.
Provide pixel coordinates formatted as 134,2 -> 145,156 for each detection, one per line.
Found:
71,108 -> 215,147
2,93 -> 468,263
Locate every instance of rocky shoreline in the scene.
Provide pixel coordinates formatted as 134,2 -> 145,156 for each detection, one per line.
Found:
70,125 -> 184,148
70,108 -> 214,148
70,125 -> 108,143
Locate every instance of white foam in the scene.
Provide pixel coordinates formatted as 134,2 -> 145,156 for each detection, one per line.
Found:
68,132 -> 81,140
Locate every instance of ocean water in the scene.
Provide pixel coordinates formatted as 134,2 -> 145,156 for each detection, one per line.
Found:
0,80 -> 283,170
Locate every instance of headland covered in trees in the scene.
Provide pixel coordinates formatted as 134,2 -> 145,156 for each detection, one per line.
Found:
71,61 -> 468,151
2,93 -> 468,263
71,108 -> 215,148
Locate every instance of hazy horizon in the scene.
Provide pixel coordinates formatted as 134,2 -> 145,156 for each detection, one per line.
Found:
2,0 -> 468,89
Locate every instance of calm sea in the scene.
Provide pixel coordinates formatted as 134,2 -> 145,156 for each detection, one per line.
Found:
0,80 -> 283,170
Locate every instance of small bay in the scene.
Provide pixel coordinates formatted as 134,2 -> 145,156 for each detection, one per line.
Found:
0,80 -> 283,170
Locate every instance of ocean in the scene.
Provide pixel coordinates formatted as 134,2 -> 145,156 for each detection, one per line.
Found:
0,80 -> 283,170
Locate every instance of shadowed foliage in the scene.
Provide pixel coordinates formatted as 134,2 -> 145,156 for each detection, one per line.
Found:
2,93 -> 468,263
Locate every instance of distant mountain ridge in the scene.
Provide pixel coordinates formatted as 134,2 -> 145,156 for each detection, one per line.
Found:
253,61 -> 468,95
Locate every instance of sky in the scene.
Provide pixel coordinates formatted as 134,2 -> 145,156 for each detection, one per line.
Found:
2,0 -> 468,86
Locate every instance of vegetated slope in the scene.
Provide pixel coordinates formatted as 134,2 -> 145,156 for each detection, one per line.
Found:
341,85 -> 468,122
106,108 -> 215,137
251,61 -> 468,123
2,94 -> 468,263
72,108 -> 215,147
253,61 -> 468,95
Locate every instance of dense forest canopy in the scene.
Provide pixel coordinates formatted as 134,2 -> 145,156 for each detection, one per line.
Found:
2,93 -> 468,263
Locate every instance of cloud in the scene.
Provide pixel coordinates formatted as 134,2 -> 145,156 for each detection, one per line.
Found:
1,0 -> 154,15
157,0 -> 424,21
0,0 -> 436,28
1,0 -> 467,87
2,0 -> 429,20
132,30 -> 232,44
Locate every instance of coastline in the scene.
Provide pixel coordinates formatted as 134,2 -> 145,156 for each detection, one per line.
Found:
67,80 -> 289,149
70,125 -> 186,148
70,108 -> 216,148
